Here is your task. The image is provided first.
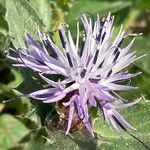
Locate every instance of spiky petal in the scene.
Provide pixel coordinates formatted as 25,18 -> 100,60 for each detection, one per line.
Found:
8,13 -> 141,137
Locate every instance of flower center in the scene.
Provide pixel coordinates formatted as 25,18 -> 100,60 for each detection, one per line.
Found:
70,66 -> 87,84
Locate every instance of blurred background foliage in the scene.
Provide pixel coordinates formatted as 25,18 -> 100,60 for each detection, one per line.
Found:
0,0 -> 150,149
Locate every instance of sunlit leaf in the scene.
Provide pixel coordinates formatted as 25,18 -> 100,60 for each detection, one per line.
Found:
29,0 -> 52,30
0,114 -> 29,150
94,99 -> 150,149
5,0 -> 43,48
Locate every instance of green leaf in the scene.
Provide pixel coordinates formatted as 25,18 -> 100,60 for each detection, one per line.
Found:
0,0 -> 5,16
15,69 -> 42,94
26,129 -> 98,150
5,0 -> 43,48
0,0 -> 8,35
65,0 -> 131,36
131,36 -> 150,75
48,130 -> 98,150
122,0 -> 150,29
119,36 -> 150,100
0,15 -> 8,35
7,69 -> 24,89
94,99 -> 150,149
0,114 -> 29,150
15,69 -> 51,125
132,0 -> 150,10
0,33 -> 10,52
123,9 -> 140,29
66,0 -> 131,20
29,0 -> 52,30
120,73 -> 150,100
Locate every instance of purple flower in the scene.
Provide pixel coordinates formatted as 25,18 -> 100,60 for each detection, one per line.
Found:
8,13 -> 141,137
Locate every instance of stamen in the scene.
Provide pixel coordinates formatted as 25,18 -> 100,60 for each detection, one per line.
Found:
45,39 -> 58,59
78,106 -> 85,120
74,102 -> 85,120
112,115 -> 127,131
113,47 -> 119,55
37,59 -> 46,65
96,27 -> 102,42
113,37 -> 124,55
66,52 -> 73,67
98,59 -> 104,68
101,32 -> 106,43
79,40 -> 85,57
107,69 -> 112,77
96,20 -> 105,42
113,51 -> 120,62
100,20 -> 105,26
89,78 -> 100,83
80,69 -> 87,78
118,38 -> 124,48
93,50 -> 99,64
95,97 -> 105,121
58,29 -> 66,49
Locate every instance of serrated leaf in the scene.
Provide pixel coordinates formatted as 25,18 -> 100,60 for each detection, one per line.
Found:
0,114 -> 29,150
26,129 -> 98,150
47,130 -> 98,150
29,0 -> 52,30
23,126 -> 98,150
94,99 -> 150,150
5,0 -> 43,48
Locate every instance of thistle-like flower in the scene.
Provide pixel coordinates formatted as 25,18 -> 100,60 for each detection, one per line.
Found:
8,13 -> 142,137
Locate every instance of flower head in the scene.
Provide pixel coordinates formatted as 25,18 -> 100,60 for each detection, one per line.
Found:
8,13 -> 141,137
